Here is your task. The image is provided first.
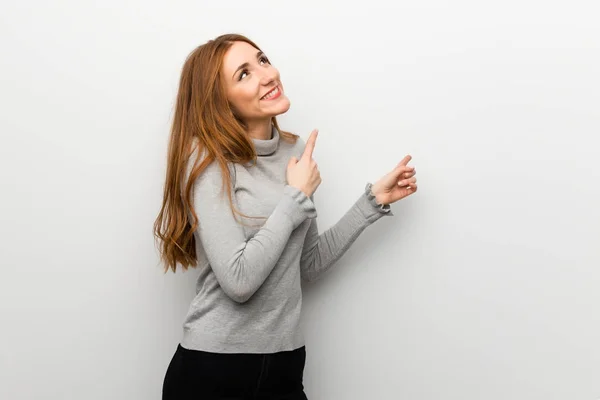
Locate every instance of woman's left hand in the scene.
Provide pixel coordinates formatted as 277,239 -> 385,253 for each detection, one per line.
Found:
371,155 -> 418,205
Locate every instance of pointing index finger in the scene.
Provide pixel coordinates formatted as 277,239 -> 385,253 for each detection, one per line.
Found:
302,129 -> 318,160
397,155 -> 412,168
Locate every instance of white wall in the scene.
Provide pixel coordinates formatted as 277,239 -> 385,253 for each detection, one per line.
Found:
1,1 -> 599,399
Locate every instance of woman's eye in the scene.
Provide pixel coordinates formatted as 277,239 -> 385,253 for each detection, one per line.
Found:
238,57 -> 269,81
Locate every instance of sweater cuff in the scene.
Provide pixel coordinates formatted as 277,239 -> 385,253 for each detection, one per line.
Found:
356,183 -> 394,221
281,185 -> 317,227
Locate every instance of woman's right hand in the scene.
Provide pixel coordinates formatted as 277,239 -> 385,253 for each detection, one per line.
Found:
286,129 -> 322,198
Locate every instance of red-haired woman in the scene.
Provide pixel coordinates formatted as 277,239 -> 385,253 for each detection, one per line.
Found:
154,34 -> 417,400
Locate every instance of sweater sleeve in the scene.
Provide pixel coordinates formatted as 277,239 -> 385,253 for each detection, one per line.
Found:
192,160 -> 317,303
299,183 -> 393,282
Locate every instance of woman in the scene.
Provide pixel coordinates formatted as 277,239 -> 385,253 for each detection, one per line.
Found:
154,33 -> 417,400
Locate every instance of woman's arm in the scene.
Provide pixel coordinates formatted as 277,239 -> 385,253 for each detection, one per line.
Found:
299,183 -> 393,282
193,159 -> 316,303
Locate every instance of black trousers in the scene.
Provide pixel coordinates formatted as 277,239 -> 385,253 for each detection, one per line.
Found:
162,344 -> 308,400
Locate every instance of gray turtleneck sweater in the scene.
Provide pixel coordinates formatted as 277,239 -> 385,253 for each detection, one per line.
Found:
180,126 -> 393,354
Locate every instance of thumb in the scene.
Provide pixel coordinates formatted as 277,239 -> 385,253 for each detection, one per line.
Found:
288,156 -> 298,168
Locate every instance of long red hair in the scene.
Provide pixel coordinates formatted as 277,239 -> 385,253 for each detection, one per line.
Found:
153,33 -> 298,273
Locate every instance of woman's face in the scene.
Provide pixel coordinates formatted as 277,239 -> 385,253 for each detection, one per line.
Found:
220,41 -> 290,124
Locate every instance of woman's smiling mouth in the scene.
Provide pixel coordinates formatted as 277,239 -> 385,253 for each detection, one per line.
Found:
260,85 -> 281,101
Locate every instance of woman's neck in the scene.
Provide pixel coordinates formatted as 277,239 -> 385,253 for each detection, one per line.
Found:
246,119 -> 273,140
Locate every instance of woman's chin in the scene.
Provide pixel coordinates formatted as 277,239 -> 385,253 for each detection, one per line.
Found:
266,97 -> 291,117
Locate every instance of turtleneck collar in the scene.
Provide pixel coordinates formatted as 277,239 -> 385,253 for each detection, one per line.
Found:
252,124 -> 279,156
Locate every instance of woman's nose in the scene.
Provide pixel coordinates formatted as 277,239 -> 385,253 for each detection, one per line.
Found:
259,67 -> 278,85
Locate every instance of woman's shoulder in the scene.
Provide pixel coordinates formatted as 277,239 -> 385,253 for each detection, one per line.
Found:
186,141 -> 236,185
